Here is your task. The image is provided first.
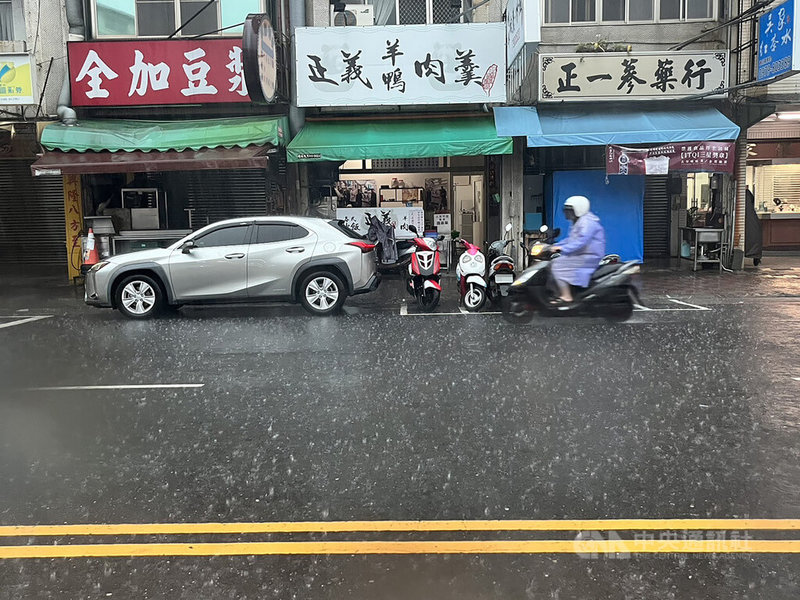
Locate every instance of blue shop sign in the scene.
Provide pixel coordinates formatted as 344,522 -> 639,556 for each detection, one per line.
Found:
758,0 -> 798,81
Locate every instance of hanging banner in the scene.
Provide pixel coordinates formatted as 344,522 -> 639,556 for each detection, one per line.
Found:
606,142 -> 736,175
68,40 -> 250,106
295,23 -> 506,107
540,51 -> 728,102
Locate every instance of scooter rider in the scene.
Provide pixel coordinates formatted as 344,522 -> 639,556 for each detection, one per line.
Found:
551,195 -> 606,305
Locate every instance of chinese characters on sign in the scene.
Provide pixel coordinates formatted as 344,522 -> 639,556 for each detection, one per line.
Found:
62,174 -> 83,280
336,208 -> 425,240
757,0 -> 799,81
539,52 -> 728,102
68,40 -> 250,106
606,142 -> 736,176
505,0 -> 541,65
296,24 -> 506,107
0,53 -> 36,105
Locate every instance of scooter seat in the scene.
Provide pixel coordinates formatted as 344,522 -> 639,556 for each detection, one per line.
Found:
590,263 -> 621,282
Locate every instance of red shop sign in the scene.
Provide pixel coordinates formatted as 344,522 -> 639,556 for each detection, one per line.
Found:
606,141 -> 736,175
68,40 -> 251,107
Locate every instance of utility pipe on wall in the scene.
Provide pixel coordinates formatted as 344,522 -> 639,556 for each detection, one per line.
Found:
56,0 -> 85,125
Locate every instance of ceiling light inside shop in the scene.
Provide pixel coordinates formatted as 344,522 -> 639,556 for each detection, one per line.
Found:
777,112 -> 800,120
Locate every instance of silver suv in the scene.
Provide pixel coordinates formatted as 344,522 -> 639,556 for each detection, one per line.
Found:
84,217 -> 380,318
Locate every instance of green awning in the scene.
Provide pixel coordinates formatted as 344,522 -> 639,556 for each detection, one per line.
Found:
286,116 -> 512,162
41,116 -> 288,153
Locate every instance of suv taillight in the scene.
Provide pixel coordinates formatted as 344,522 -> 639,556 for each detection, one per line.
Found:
347,241 -> 377,253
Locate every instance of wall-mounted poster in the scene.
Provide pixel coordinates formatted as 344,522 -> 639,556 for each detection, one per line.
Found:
334,180 -> 376,207
425,177 -> 449,211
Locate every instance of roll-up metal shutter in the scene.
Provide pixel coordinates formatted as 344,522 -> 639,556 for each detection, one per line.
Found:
181,169 -> 272,225
643,175 -> 670,258
0,160 -> 66,264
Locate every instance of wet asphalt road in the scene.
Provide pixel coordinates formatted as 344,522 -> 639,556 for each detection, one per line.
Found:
1,275 -> 800,599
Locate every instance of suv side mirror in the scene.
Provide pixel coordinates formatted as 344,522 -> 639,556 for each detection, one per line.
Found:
181,240 -> 196,254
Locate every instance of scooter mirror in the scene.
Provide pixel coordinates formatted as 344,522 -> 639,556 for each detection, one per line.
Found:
505,223 -> 513,232
539,225 -> 549,233
408,225 -> 418,234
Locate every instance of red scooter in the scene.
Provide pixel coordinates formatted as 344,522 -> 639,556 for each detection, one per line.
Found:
406,226 -> 442,310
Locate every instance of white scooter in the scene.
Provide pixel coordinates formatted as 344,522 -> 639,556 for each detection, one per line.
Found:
456,239 -> 487,312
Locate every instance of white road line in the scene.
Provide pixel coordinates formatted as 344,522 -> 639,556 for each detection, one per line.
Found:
633,304 -> 653,311
25,384 -> 205,391
399,303 -> 408,316
793,377 -> 800,382
0,316 -> 53,329
458,306 -> 469,314
634,307 -> 708,312
667,298 -> 712,311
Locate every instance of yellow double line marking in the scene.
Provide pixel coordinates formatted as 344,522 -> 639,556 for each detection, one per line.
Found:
1,519 -> 799,559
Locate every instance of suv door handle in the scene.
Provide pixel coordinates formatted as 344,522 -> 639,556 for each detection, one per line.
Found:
225,253 -> 245,259
286,247 -> 306,253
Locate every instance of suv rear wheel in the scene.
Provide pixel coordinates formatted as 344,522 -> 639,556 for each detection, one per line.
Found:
115,274 -> 164,319
299,271 -> 346,316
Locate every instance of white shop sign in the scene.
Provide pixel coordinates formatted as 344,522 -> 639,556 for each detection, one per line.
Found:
539,51 -> 729,102
296,23 -> 506,107
337,207 -> 425,240
433,213 -> 451,234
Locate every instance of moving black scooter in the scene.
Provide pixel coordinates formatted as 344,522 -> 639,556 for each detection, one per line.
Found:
502,226 -> 641,323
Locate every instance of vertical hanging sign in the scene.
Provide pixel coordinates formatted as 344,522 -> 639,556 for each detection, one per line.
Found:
63,174 -> 83,280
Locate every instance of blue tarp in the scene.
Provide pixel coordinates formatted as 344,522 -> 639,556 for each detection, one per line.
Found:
549,170 -> 644,263
494,106 -> 740,147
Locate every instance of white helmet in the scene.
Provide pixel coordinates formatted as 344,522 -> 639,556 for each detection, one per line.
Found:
564,195 -> 590,218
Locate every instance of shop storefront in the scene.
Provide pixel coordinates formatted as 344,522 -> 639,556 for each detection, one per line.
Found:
32,116 -> 288,276
496,48 -> 740,264
747,115 -> 800,251
0,123 -> 66,267
29,33 -> 289,279
287,115 -> 511,254
496,105 -> 740,262
291,20 -> 511,255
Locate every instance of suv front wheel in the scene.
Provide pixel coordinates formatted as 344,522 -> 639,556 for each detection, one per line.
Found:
299,271 -> 347,316
115,274 -> 164,319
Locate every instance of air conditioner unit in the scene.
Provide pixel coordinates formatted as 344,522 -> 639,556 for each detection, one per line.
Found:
330,4 -> 374,26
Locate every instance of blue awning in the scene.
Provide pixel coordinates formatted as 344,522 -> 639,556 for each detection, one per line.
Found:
493,106 -> 740,147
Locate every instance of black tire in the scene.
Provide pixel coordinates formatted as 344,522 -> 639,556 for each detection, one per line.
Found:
603,296 -> 634,322
502,297 -> 534,324
417,288 -> 440,311
114,274 -> 164,320
299,271 -> 347,316
463,284 -> 486,312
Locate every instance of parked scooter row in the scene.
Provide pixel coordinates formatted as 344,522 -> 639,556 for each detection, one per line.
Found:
374,221 -> 640,322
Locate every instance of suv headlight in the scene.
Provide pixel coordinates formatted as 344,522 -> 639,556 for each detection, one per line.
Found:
89,261 -> 110,272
